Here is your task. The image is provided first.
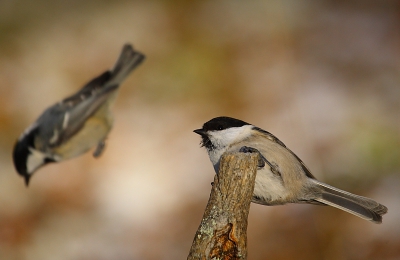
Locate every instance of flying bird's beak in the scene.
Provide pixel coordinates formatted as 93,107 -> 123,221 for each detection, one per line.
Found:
24,175 -> 31,187
193,129 -> 207,136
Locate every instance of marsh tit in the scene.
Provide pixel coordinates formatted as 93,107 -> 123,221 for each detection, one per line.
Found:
194,116 -> 388,223
13,44 -> 145,186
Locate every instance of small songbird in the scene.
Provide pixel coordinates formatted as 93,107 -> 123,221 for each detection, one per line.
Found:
13,44 -> 145,186
194,116 -> 388,223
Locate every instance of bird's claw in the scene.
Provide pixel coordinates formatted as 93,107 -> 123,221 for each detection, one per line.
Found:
239,146 -> 266,168
239,146 -> 281,176
93,140 -> 106,158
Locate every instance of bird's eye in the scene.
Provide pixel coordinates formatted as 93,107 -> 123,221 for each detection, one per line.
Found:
217,125 -> 223,130
45,158 -> 56,163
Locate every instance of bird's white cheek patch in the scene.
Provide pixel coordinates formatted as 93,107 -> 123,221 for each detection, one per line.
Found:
209,125 -> 253,148
27,148 -> 47,174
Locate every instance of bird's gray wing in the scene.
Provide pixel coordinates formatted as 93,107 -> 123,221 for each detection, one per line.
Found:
50,43 -> 145,143
253,126 -> 317,179
34,44 -> 145,149
35,82 -> 118,149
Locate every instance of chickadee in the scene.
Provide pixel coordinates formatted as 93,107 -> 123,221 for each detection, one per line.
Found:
194,116 -> 388,223
13,44 -> 145,186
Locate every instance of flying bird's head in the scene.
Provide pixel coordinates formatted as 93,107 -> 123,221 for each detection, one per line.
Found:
13,126 -> 55,186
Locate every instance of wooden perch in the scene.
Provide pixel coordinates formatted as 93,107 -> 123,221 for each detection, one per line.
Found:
187,152 -> 259,260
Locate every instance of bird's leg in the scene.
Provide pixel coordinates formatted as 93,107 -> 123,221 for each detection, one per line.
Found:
239,146 -> 281,176
93,140 -> 106,158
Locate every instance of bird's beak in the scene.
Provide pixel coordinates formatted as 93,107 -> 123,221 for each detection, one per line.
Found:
24,175 -> 31,187
193,129 -> 207,136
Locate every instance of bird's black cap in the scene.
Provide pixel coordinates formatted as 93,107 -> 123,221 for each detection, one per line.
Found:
195,116 -> 250,133
13,126 -> 41,187
194,117 -> 250,151
13,137 -> 32,186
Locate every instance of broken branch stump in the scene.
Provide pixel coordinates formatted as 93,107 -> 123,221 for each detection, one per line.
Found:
187,152 -> 259,260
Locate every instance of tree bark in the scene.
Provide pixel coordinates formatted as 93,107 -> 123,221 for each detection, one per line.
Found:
187,152 -> 259,260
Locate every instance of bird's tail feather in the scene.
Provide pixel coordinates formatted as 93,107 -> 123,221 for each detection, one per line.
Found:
311,179 -> 388,223
108,44 -> 145,86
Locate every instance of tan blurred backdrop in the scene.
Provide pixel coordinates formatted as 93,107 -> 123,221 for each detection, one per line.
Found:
0,0 -> 399,259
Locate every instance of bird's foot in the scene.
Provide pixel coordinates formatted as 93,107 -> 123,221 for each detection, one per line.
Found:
93,140 -> 106,158
239,146 -> 281,176
239,146 -> 266,168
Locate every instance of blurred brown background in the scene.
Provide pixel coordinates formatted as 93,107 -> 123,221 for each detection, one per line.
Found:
0,0 -> 399,259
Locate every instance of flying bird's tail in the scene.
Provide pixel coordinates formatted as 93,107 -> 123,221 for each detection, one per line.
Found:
311,179 -> 388,223
108,44 -> 146,87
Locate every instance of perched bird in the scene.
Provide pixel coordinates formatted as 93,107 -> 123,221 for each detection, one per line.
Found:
13,44 -> 145,186
194,116 -> 388,223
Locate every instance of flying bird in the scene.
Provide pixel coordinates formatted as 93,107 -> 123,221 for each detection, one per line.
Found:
13,44 -> 145,186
